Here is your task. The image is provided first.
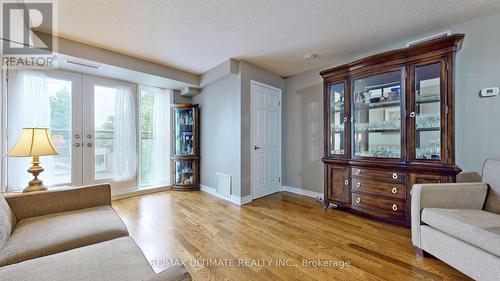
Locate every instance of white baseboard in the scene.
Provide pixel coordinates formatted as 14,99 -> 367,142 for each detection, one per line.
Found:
281,185 -> 323,200
200,184 -> 252,205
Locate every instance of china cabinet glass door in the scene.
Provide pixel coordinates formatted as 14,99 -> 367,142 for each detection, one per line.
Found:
412,62 -> 443,161
352,70 -> 404,159
174,108 -> 194,156
328,82 -> 347,156
174,160 -> 195,186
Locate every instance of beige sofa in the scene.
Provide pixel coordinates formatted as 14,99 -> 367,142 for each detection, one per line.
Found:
412,159 -> 500,281
0,184 -> 190,281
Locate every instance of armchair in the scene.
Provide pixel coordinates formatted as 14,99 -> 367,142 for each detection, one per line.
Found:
411,159 -> 500,281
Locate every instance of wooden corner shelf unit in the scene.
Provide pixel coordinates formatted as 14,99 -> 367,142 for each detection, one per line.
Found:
320,34 -> 464,226
171,103 -> 200,191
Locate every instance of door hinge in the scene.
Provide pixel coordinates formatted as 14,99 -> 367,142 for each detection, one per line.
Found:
278,177 -> 281,182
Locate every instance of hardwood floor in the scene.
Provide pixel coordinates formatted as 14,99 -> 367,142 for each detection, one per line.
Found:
113,191 -> 471,281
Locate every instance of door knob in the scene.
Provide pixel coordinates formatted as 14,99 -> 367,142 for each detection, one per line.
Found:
86,143 -> 93,147
74,143 -> 81,147
409,112 -> 416,118
253,145 -> 261,150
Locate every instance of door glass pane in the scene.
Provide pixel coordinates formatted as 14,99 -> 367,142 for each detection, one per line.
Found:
94,85 -> 116,180
175,161 -> 193,185
352,70 -> 402,158
48,78 -> 72,185
329,83 -> 345,155
174,109 -> 194,155
415,63 -> 441,160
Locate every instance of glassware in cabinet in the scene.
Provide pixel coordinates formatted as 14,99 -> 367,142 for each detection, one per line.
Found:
352,70 -> 403,159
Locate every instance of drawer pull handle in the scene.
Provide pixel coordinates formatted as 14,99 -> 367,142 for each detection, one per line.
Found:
355,197 -> 361,204
391,187 -> 398,194
343,117 -> 348,123
392,173 -> 398,180
356,182 -> 361,188
344,180 -> 349,186
355,169 -> 361,175
392,204 -> 398,211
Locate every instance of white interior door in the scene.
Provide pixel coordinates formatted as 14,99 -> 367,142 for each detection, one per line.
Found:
251,81 -> 282,199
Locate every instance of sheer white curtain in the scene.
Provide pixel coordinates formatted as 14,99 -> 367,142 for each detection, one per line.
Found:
113,85 -> 137,181
151,88 -> 172,185
7,70 -> 54,189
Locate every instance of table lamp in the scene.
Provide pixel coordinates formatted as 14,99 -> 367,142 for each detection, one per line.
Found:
5,128 -> 59,192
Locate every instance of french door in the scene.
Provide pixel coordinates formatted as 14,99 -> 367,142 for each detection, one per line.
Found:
5,70 -> 138,191
82,75 -> 137,190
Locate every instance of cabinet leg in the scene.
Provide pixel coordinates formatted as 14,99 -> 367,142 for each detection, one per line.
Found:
322,201 -> 330,210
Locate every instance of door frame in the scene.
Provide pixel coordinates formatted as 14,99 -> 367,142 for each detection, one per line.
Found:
250,80 -> 282,200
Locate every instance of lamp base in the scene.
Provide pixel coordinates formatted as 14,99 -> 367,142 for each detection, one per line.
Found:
23,180 -> 48,193
23,156 -> 48,193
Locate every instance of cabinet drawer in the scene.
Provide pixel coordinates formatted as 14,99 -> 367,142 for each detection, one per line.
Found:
351,178 -> 406,199
351,167 -> 405,183
351,192 -> 406,219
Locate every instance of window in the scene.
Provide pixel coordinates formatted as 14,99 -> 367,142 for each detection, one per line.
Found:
139,86 -> 172,187
94,85 -> 117,180
140,89 -> 154,185
4,69 -> 172,191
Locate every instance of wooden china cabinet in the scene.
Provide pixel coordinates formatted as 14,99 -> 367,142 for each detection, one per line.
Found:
171,104 -> 200,191
321,34 -> 464,226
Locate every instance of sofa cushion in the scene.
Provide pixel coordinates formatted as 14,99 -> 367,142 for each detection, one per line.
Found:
0,237 -> 154,281
0,194 -> 16,251
483,159 -> 500,214
422,208 -> 500,257
0,205 -> 128,266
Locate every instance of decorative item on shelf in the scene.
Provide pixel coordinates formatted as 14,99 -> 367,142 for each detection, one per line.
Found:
5,128 -> 59,193
333,123 -> 344,132
416,113 -> 440,129
369,89 -> 382,103
387,87 -> 400,101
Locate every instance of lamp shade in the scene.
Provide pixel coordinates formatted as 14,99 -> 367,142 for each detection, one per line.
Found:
6,128 -> 59,157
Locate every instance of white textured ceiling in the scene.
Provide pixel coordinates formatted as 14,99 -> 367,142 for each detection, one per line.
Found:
57,0 -> 500,77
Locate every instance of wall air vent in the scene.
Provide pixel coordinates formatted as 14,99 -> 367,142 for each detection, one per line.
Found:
406,31 -> 451,47
65,60 -> 101,70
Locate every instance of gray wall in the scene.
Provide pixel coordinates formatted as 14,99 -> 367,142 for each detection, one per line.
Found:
193,74 -> 242,196
283,12 -> 500,193
239,61 -> 285,197
453,14 -> 500,173
193,60 -> 284,198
